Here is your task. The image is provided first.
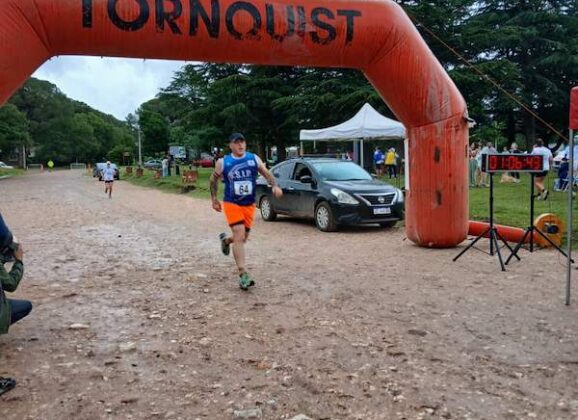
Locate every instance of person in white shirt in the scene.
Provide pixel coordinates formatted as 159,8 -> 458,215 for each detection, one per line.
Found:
531,138 -> 553,200
162,157 -> 169,177
478,142 -> 496,187
102,161 -> 116,199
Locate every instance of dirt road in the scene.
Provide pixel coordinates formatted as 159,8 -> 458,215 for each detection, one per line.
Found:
1,170 -> 577,420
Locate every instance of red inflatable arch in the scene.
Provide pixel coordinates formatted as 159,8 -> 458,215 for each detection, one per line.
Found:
0,0 -> 469,247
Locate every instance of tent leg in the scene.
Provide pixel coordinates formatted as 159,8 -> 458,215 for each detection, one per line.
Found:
360,138 -> 364,169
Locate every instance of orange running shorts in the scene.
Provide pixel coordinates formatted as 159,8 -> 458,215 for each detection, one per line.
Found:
222,202 -> 256,229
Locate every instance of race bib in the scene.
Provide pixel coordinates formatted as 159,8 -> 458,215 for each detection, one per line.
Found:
234,180 -> 253,196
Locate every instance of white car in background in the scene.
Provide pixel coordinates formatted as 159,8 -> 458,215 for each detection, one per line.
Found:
0,161 -> 14,169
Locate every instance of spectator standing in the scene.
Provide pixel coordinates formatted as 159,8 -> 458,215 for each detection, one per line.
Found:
373,147 -> 384,176
509,142 -> 521,180
557,157 -> 569,191
478,142 -> 496,187
162,156 -> 169,177
469,143 -> 480,187
385,147 -> 398,178
532,138 -> 553,200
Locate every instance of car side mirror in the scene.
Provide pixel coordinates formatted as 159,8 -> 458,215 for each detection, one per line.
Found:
300,175 -> 313,184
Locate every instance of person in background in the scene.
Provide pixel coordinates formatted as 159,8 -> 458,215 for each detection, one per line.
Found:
162,156 -> 169,177
0,213 -> 32,335
474,142 -> 483,187
557,157 -> 569,191
0,213 -> 32,397
385,147 -> 398,178
102,161 -> 116,199
469,142 -> 480,187
532,138 -> 553,200
478,142 -> 496,187
509,142 -> 521,180
373,147 -> 384,176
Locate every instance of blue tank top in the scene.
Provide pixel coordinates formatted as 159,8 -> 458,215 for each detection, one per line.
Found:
222,152 -> 259,205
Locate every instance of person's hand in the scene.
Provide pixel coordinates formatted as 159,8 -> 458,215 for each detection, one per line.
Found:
272,186 -> 283,198
212,199 -> 222,212
13,244 -> 23,262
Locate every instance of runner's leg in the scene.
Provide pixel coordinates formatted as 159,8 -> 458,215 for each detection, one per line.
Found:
231,223 -> 246,274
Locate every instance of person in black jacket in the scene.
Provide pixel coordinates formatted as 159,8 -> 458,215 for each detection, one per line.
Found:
0,213 -> 31,335
0,213 -> 31,396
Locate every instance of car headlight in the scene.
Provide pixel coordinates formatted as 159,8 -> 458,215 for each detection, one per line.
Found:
330,188 -> 359,205
396,189 -> 404,203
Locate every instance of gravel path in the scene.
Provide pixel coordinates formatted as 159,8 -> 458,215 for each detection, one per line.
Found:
1,170 -> 577,420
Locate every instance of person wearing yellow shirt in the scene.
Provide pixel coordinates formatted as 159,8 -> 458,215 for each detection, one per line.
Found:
385,147 -> 398,178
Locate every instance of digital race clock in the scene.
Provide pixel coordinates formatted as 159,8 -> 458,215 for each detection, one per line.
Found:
481,153 -> 544,173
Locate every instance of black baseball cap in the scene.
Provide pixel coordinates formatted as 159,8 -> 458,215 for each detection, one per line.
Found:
228,132 -> 245,142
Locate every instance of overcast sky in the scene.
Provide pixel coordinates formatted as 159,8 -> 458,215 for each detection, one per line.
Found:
32,56 -> 187,121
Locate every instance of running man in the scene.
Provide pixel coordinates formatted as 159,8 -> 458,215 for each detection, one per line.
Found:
210,133 -> 283,290
102,161 -> 116,199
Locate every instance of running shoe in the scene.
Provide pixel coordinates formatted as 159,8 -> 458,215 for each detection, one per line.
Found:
239,272 -> 255,290
219,232 -> 230,256
542,190 -> 549,200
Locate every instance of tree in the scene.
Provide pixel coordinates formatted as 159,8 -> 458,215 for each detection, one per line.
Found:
0,104 -> 30,164
453,0 -> 578,147
137,101 -> 171,157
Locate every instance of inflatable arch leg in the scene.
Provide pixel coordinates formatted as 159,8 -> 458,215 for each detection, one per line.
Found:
0,0 -> 469,247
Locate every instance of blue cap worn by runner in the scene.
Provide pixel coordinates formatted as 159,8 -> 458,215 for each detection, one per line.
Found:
229,133 -> 245,142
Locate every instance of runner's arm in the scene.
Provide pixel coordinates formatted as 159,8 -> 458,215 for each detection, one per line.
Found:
256,156 -> 283,198
210,159 -> 223,204
255,156 -> 277,187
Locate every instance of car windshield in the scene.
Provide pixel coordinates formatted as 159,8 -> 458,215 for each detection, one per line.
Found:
311,161 -> 372,181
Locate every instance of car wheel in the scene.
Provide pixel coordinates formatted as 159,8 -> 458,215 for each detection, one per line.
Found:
260,196 -> 277,221
379,221 -> 397,228
315,202 -> 337,232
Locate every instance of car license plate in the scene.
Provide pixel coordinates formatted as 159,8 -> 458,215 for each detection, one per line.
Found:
373,207 -> 391,215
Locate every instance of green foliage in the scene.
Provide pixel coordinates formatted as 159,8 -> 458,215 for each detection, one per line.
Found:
6,78 -> 135,166
5,2 -> 577,165
447,0 -> 578,145
137,102 -> 170,157
0,104 -> 30,161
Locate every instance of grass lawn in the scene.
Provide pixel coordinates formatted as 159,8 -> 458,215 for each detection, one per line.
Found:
376,172 -> 575,228
119,166 -> 577,239
120,166 -> 214,200
0,168 -> 26,178
468,173 -> 576,230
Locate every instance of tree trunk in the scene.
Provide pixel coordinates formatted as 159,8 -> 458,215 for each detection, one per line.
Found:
523,113 -> 536,151
277,145 -> 287,162
507,110 -> 516,147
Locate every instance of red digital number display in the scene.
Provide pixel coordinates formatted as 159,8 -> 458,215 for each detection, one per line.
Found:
483,154 -> 544,173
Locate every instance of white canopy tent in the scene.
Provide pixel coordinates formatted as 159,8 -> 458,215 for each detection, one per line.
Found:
300,103 -> 406,141
299,103 -> 407,175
